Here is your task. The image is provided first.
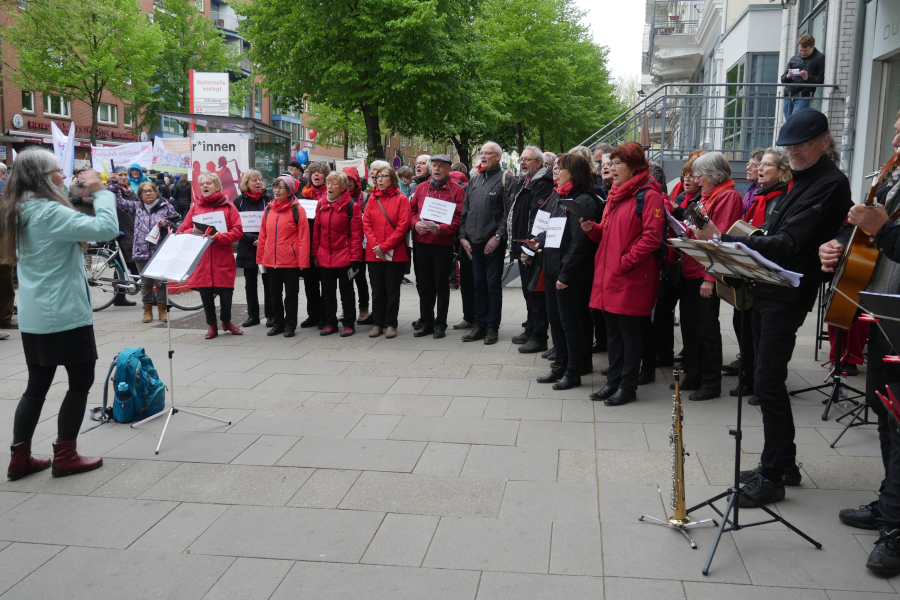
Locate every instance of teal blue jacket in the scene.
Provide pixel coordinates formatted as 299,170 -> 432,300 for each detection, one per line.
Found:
17,190 -> 119,334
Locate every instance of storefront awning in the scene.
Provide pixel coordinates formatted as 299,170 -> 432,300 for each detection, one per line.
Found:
155,111 -> 290,140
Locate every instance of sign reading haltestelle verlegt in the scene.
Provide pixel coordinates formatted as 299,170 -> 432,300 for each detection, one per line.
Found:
190,71 -> 230,117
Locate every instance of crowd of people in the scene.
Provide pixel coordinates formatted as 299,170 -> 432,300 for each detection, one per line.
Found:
5,103 -> 900,576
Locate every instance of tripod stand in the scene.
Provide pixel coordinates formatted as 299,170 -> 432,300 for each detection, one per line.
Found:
789,326 -> 865,421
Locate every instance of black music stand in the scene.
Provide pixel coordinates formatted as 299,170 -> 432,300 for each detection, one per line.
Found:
669,237 -> 822,576
789,324 -> 865,421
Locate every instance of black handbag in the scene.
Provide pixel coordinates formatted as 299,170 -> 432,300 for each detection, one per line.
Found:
524,253 -> 544,292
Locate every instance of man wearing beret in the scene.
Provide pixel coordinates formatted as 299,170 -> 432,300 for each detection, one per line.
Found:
694,109 -> 852,507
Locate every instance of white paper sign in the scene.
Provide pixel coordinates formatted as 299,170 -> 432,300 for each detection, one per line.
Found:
192,72 -> 230,116
240,211 -> 263,233
192,211 -> 228,233
420,197 -> 455,225
145,225 -> 161,245
299,199 -> 318,218
545,217 -> 566,249
532,210 -> 551,235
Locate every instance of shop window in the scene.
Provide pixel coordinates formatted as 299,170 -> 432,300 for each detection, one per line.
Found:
43,94 -> 71,118
98,103 -> 117,125
21,90 -> 34,113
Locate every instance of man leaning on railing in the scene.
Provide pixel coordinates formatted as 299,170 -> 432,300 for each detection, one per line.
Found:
781,33 -> 825,120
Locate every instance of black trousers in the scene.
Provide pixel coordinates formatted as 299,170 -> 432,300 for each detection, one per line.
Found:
0,264 -> 14,325
321,266 -> 356,328
604,312 -> 643,391
752,297 -> 807,482
303,263 -> 322,321
640,314 -> 655,374
545,275 -> 591,371
592,309 -> 607,350
877,418 -> 900,530
733,305 -> 755,386
368,261 -> 405,329
519,262 -> 548,343
14,362 -> 95,443
198,287 -> 234,326
653,278 -> 680,361
243,267 -> 272,321
867,327 -> 897,494
269,267 -> 301,329
457,241 -> 475,323
414,243 -> 453,328
680,278 -> 723,391
354,263 -> 369,309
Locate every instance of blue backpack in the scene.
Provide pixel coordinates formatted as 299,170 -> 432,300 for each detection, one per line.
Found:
88,348 -> 166,428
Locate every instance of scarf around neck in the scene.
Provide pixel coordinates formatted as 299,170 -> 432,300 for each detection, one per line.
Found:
244,190 -> 263,201
197,191 -> 227,207
600,170 -> 648,230
748,182 -> 788,227
699,179 -> 735,212
554,181 -> 574,198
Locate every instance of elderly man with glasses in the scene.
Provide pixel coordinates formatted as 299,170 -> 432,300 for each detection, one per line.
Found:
458,141 -> 516,345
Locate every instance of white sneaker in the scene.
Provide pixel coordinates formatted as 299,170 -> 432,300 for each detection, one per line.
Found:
452,318 -> 473,330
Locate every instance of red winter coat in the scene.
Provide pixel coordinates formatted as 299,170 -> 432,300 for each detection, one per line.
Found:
363,187 -> 410,262
681,183 -> 743,281
409,178 -> 464,246
177,193 -> 243,289
586,173 -> 665,316
256,199 -> 311,269
312,190 -> 363,268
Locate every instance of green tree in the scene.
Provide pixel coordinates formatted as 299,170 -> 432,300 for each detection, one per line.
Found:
0,0 -> 163,144
235,0 -> 479,160
304,102 -> 369,160
137,0 -> 248,136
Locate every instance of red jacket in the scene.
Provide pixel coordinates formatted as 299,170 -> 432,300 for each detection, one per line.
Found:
177,193 -> 243,289
312,190 -> 363,268
586,174 -> 665,316
362,187 -> 410,262
256,199 -> 311,269
681,184 -> 743,281
409,178 -> 464,246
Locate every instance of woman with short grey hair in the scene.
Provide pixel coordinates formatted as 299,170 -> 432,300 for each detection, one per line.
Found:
691,151 -> 733,187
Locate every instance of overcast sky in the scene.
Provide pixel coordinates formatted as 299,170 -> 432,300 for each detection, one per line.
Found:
575,0 -> 645,79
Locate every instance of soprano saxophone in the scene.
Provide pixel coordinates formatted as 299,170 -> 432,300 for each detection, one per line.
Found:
669,368 -> 690,526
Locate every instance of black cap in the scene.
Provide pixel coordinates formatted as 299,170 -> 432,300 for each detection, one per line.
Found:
776,108 -> 829,146
431,154 -> 452,164
288,161 -> 303,169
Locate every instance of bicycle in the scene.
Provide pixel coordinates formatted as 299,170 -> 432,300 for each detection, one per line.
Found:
84,235 -> 203,312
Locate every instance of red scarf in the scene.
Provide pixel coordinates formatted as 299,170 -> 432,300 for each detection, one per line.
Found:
680,189 -> 699,209
197,191 -> 227,207
554,181 -> 573,198
302,184 -> 326,200
476,163 -> 486,174
600,170 -> 648,230
699,179 -> 735,212
748,185 -> 787,227
372,186 -> 399,200
244,190 -> 263,201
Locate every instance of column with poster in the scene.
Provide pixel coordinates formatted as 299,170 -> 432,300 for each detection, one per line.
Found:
190,133 -> 249,204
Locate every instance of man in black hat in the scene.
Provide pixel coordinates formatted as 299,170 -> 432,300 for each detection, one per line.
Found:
694,108 -> 852,507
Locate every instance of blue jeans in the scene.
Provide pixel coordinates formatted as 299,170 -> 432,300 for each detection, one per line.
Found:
782,97 -> 811,120
469,240 -> 506,330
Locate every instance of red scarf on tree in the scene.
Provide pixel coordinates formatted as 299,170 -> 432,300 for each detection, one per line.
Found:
600,170 -> 648,230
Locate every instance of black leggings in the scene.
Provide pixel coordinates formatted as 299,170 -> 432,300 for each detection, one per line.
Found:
14,362 -> 96,444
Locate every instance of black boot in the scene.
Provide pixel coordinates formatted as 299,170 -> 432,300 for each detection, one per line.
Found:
113,295 -> 136,307
604,388 -> 637,406
552,367 -> 581,390
867,529 -> 900,576
537,364 -> 566,384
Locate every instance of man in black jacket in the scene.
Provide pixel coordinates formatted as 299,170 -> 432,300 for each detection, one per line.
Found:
694,109 -> 852,507
781,34 -> 825,120
508,146 -> 554,353
171,175 -> 192,219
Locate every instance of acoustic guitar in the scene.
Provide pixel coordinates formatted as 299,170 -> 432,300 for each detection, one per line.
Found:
824,148 -> 900,329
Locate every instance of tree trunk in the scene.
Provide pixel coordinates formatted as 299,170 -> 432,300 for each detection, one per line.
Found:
516,121 -> 524,155
560,138 -> 564,154
90,98 -> 100,146
360,103 -> 384,160
343,126 -> 349,160
451,133 -> 470,173
539,127 -> 545,152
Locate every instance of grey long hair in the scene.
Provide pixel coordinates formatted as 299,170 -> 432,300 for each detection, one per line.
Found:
0,147 -> 79,265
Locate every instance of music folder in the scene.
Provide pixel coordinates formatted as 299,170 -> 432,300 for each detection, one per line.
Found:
141,234 -> 214,283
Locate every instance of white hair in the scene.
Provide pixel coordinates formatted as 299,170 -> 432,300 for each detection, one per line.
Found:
416,154 -> 432,170
483,141 -> 502,155
368,160 -> 390,185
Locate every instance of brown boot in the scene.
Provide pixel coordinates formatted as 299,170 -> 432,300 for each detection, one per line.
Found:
7,441 -> 51,480
157,303 -> 168,323
142,304 -> 153,323
51,439 -> 102,478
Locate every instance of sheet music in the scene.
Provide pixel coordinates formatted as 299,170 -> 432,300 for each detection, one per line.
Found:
665,208 -> 687,237
667,238 -> 802,287
141,234 -> 212,282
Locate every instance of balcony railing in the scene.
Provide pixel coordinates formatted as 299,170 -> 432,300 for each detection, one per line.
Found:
212,14 -> 241,32
652,0 -> 701,36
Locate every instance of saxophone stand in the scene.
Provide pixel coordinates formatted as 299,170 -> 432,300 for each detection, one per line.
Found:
639,369 -> 717,548
788,326 -> 865,421
668,239 -> 821,575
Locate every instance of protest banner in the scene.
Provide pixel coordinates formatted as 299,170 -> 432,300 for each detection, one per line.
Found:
91,142 -> 153,178
335,158 -> 366,180
190,133 -> 249,203
152,137 -> 191,174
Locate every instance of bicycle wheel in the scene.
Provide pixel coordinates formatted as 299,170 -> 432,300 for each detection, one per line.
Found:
167,281 -> 203,311
84,249 -> 122,311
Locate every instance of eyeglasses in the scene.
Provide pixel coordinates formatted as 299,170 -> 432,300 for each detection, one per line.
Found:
746,162 -> 759,169
141,189 -> 156,195
375,174 -> 390,179
520,157 -> 538,163
47,168 -> 64,175
415,161 -> 428,166
785,140 -> 815,151
758,161 -> 776,169
609,161 -> 623,168
480,151 -> 498,156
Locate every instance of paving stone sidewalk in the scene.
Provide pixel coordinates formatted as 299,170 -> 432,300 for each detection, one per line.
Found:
0,278 -> 895,599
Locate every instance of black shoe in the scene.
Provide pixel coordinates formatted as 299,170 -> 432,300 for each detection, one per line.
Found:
358,314 -> 375,325
578,363 -> 593,376
414,325 -> 435,337
722,359 -> 740,376
738,473 -> 785,508
511,332 -> 530,345
300,317 -> 317,328
265,319 -> 275,328
739,462 -> 802,486
671,376 -> 701,391
284,328 -> 295,338
637,370 -> 656,385
748,395 -> 760,406
462,327 -> 486,342
605,388 -> 637,406
729,383 -> 754,397
412,319 -> 422,329
867,529 -> 900,576
541,347 -> 556,360
402,277 -> 412,284
843,364 -> 859,377
840,500 -> 881,530
600,366 -> 610,376
675,350 -> 684,361
433,326 -> 446,339
591,341 -> 607,353
590,383 -> 618,401
484,328 -> 498,345
519,339 -> 548,354
553,371 -> 581,390
537,367 -> 566,384
521,321 -> 527,328
689,388 -> 721,401
242,317 -> 261,327
267,325 -> 286,336
113,296 -> 136,307
655,356 -> 675,368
